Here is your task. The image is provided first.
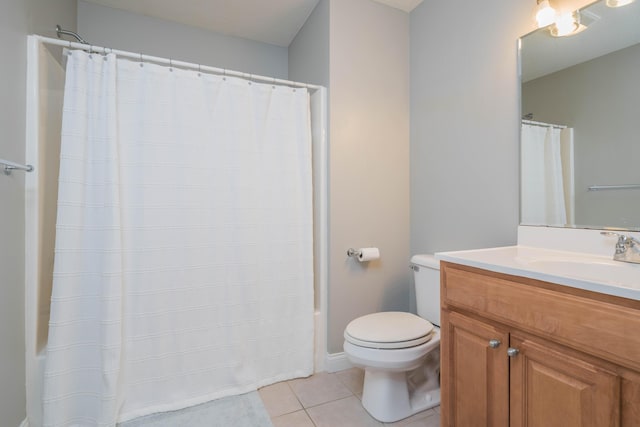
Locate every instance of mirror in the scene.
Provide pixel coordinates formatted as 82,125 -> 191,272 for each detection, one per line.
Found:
519,0 -> 640,231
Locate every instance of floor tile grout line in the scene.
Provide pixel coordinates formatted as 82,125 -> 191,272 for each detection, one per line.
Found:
275,377 -> 358,427
284,378 -> 308,410
286,372 -> 356,410
265,380 -> 306,421
285,378 -> 306,409
260,379 -> 307,420
304,407 -> 318,427
303,395 -> 367,427
264,374 -> 441,427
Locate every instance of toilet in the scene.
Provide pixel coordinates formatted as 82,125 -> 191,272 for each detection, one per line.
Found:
343,254 -> 441,423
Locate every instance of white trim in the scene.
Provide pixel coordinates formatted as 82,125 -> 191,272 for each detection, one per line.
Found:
324,352 -> 354,373
25,35 -> 42,427
311,88 -> 328,373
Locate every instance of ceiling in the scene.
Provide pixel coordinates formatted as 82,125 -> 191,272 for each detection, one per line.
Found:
82,0 -> 424,47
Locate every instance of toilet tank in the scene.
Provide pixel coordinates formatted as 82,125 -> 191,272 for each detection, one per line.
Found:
411,254 -> 440,326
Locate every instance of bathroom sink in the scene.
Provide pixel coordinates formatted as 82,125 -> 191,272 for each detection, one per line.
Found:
437,246 -> 640,301
516,256 -> 637,288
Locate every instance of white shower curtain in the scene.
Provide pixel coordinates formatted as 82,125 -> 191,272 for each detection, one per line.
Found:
521,123 -> 573,226
43,50 -> 314,426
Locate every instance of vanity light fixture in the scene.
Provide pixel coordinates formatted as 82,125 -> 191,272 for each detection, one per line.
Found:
535,0 -> 556,27
549,11 -> 584,37
534,0 -> 587,37
606,0 -> 635,7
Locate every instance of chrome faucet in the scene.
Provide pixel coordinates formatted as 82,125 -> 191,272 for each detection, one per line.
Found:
601,231 -> 640,264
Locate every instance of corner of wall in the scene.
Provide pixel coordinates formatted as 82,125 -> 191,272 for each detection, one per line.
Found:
288,0 -> 330,87
29,0 -> 78,38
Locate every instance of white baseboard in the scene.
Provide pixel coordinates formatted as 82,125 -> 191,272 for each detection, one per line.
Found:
324,352 -> 353,373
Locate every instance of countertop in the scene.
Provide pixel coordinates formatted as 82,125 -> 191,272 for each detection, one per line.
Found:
436,245 -> 640,301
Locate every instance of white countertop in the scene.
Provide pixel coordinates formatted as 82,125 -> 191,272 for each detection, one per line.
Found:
436,245 -> 640,301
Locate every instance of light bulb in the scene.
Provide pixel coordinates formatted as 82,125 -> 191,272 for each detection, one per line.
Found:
606,0 -> 635,7
551,11 -> 580,37
535,0 -> 556,27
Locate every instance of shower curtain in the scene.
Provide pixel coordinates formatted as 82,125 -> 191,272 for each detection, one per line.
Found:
521,123 -> 574,225
43,50 -> 314,426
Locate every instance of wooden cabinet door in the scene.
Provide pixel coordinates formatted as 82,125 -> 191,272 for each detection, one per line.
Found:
509,335 -> 620,427
622,376 -> 640,427
441,310 -> 509,427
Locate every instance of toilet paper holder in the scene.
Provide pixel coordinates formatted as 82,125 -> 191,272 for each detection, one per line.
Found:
347,247 -> 380,262
347,248 -> 362,258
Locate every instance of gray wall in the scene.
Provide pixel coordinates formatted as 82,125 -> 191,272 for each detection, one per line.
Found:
522,43 -> 640,229
324,0 -> 410,354
289,0 -> 330,88
290,0 -> 411,355
77,1 -> 289,79
327,0 -> 410,354
409,0 -> 536,256
0,0 -> 76,424
0,3 -> 29,425
28,0 -> 77,40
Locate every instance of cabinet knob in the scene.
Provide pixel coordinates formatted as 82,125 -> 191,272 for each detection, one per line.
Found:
488,339 -> 501,348
507,347 -> 520,357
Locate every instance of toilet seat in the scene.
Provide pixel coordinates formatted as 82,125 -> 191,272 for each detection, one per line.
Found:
344,312 -> 434,349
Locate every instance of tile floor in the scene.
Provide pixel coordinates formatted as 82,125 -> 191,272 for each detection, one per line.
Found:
258,368 -> 440,427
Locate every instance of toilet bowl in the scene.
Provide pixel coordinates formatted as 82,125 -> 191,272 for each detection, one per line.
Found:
343,312 -> 441,422
342,255 -> 441,423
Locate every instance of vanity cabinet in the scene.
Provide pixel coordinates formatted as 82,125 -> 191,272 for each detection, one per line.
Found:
509,334 -> 620,427
440,261 -> 640,427
443,310 -> 509,426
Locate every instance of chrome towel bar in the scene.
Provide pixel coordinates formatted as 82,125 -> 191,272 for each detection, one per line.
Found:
588,184 -> 640,191
1,158 -> 34,175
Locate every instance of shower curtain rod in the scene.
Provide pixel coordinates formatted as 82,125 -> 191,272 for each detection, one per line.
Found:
34,35 -> 321,91
521,119 -> 567,129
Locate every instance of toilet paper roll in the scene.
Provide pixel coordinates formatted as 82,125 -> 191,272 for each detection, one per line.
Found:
358,247 -> 380,262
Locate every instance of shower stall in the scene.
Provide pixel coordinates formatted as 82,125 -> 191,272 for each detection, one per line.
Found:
24,35 -> 327,426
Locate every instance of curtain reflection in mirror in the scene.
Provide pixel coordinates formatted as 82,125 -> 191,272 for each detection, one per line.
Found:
521,122 -> 575,226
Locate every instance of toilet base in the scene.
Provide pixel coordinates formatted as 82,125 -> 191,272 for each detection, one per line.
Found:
361,368 -> 441,423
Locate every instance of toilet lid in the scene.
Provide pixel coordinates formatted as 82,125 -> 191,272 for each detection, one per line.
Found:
344,312 -> 434,349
